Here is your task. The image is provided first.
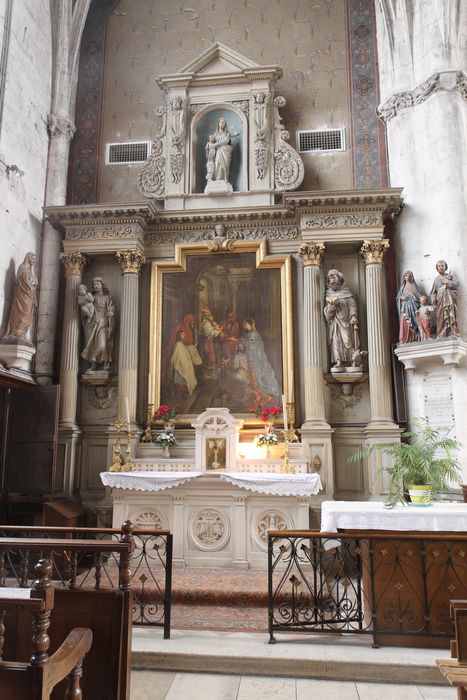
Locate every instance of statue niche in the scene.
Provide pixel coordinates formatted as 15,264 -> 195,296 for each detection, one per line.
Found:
194,108 -> 244,195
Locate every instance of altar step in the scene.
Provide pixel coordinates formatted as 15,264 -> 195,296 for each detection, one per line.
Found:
169,568 -> 269,632
132,628 -> 447,686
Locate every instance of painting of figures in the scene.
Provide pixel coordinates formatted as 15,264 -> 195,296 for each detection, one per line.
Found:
160,252 -> 283,414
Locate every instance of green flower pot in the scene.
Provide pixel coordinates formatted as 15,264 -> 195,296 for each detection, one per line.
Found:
408,485 -> 432,504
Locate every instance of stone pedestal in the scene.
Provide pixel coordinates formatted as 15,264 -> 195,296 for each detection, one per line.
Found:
396,338 -> 467,481
0,341 -> 36,374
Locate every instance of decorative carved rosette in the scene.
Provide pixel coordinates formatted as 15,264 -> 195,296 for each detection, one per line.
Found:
116,250 -> 147,274
138,139 -> 166,198
298,242 -> 326,267
360,239 -> 390,265
59,251 -> 88,276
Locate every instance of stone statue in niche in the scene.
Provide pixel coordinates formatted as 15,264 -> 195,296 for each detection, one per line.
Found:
78,277 -> 115,383
324,269 -> 361,372
396,270 -> 423,343
430,260 -> 460,338
204,117 -> 233,194
3,252 -> 38,343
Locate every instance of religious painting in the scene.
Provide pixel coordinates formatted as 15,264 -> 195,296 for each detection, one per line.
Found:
205,438 -> 226,471
150,246 -> 293,418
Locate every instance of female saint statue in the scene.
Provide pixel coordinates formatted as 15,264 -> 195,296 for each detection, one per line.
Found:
396,270 -> 423,343
430,260 -> 460,338
80,277 -> 115,372
206,118 -> 233,183
4,252 -> 38,341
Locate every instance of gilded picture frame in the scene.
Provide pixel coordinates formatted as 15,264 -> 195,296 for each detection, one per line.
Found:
149,241 -> 294,421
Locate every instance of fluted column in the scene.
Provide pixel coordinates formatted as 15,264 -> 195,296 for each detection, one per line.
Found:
299,242 -> 328,426
116,250 -> 146,424
361,239 -> 394,425
59,252 -> 87,427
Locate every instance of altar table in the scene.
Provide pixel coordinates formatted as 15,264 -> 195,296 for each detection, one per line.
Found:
320,500 -> 467,533
101,471 -> 322,569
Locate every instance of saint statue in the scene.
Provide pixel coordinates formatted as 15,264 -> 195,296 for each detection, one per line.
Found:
396,270 -> 423,343
79,277 -> 115,373
430,260 -> 460,338
4,252 -> 38,342
205,118 -> 233,183
324,269 -> 360,371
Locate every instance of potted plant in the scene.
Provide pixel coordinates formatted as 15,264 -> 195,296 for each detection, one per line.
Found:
349,418 -> 462,507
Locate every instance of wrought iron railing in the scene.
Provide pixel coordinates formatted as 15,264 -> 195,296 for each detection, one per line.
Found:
0,522 -> 173,638
268,530 -> 467,646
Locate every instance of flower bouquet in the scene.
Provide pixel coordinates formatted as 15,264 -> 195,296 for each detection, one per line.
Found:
257,432 -> 279,446
155,429 -> 176,458
153,405 -> 178,422
253,405 -> 282,423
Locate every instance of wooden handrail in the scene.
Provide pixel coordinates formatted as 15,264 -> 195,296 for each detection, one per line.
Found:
42,627 -> 93,698
0,538 -> 131,553
268,529 -> 467,540
0,525 -> 170,536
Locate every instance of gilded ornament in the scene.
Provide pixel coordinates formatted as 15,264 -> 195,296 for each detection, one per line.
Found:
298,242 -> 325,267
360,239 -> 389,264
116,250 -> 147,274
59,251 -> 88,276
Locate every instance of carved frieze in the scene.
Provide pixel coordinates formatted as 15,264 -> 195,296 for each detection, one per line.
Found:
146,225 -> 300,245
65,225 -> 141,241
377,70 -> 467,122
302,213 -> 381,229
84,385 -> 117,410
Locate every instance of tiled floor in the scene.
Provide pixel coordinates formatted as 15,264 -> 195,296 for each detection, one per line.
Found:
130,671 -> 456,699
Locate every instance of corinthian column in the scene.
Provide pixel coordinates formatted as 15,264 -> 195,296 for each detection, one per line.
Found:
299,242 -> 328,426
298,242 -> 334,496
58,251 -> 87,427
116,250 -> 146,424
360,239 -> 394,426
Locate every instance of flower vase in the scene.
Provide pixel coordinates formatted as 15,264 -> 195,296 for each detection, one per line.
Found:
265,421 -> 275,434
162,444 -> 170,458
164,421 -> 175,433
266,446 -> 272,459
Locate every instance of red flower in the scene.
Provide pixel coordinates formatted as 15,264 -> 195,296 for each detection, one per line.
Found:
269,406 -> 281,416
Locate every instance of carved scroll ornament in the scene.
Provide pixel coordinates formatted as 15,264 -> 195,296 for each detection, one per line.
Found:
273,96 -> 304,191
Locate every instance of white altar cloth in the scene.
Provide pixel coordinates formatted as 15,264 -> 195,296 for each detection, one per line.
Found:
220,472 -> 322,497
321,500 -> 467,533
100,471 -> 203,492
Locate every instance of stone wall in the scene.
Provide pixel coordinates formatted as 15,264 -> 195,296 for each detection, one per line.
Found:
0,0 -> 52,338
70,0 -> 387,204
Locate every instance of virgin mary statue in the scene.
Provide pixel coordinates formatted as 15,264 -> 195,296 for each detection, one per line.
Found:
210,118 -> 232,183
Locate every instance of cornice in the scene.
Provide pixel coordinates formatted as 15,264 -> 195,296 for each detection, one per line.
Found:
45,202 -> 156,227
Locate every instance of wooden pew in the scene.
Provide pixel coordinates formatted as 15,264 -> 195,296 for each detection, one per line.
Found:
437,600 -> 467,699
0,521 -> 135,700
0,558 -> 92,699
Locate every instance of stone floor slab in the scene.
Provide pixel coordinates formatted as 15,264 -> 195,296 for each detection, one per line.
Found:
297,678 -> 359,699
237,676 -> 296,700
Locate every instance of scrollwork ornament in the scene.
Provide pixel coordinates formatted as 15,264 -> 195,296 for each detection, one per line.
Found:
116,250 -> 147,274
298,242 -> 325,267
360,239 -> 390,265
59,251 -> 88,276
138,139 -> 166,198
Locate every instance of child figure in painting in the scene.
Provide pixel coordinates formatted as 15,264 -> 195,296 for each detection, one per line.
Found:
205,135 -> 216,181
416,295 -> 434,340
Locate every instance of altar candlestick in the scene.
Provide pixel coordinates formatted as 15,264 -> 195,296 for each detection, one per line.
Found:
282,394 -> 288,431
289,369 -> 293,402
125,396 -> 130,426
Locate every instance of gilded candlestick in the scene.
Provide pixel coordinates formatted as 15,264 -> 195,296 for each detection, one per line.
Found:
121,422 -> 135,472
140,403 -> 154,443
108,418 -> 125,472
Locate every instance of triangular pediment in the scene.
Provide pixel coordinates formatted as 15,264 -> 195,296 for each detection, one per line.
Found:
179,43 -> 259,76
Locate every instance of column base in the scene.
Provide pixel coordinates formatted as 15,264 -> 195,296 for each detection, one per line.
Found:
300,424 -> 334,498
363,423 -> 402,499
57,425 -> 82,496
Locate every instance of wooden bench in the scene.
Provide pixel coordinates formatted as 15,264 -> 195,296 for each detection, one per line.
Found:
0,558 -> 92,699
0,521 -> 135,700
437,600 -> 467,699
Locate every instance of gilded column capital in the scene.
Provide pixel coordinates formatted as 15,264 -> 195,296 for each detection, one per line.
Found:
298,242 -> 325,267
360,239 -> 389,265
59,251 -> 88,276
116,250 -> 147,274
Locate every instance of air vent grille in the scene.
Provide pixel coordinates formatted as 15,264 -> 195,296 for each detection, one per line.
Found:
297,129 -> 345,153
105,141 -> 151,165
